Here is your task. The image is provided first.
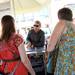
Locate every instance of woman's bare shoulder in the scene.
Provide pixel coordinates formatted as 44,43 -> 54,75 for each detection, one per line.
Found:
54,20 -> 65,32
58,20 -> 65,26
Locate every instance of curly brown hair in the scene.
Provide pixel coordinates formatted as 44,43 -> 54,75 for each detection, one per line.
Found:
58,7 -> 73,21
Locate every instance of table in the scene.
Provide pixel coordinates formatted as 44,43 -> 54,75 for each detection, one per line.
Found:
26,48 -> 46,75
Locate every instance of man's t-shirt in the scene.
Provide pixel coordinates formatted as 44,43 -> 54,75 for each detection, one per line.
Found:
26,29 -> 45,47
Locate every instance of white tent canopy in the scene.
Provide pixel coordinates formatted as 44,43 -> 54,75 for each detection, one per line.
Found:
11,0 -> 50,14
0,0 -> 50,14
0,0 -> 9,3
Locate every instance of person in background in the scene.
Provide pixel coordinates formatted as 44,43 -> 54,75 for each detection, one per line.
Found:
26,20 -> 45,75
0,15 -> 35,75
26,20 -> 45,52
31,26 -> 34,30
47,7 -> 75,75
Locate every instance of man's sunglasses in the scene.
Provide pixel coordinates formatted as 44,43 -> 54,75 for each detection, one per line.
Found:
34,25 -> 39,27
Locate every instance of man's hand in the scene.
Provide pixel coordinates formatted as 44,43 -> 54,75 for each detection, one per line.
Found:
31,45 -> 34,48
26,42 -> 31,48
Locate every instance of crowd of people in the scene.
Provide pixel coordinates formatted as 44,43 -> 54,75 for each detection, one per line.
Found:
0,7 -> 75,75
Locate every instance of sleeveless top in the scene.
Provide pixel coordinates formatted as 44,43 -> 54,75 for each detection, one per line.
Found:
55,21 -> 75,75
0,33 -> 28,75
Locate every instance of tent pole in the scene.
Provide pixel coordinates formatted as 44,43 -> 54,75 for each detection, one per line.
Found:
10,0 -> 16,18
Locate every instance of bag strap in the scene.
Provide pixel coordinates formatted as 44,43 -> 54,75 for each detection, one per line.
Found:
2,56 -> 20,62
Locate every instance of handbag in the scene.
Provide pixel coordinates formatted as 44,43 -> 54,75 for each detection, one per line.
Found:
47,44 -> 59,73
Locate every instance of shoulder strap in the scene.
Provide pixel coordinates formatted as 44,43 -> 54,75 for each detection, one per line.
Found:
66,21 -> 74,33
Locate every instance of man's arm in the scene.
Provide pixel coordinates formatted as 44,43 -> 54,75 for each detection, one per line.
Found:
26,31 -> 32,48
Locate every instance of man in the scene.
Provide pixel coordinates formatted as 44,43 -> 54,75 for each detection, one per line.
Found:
26,20 -> 45,75
26,20 -> 45,52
